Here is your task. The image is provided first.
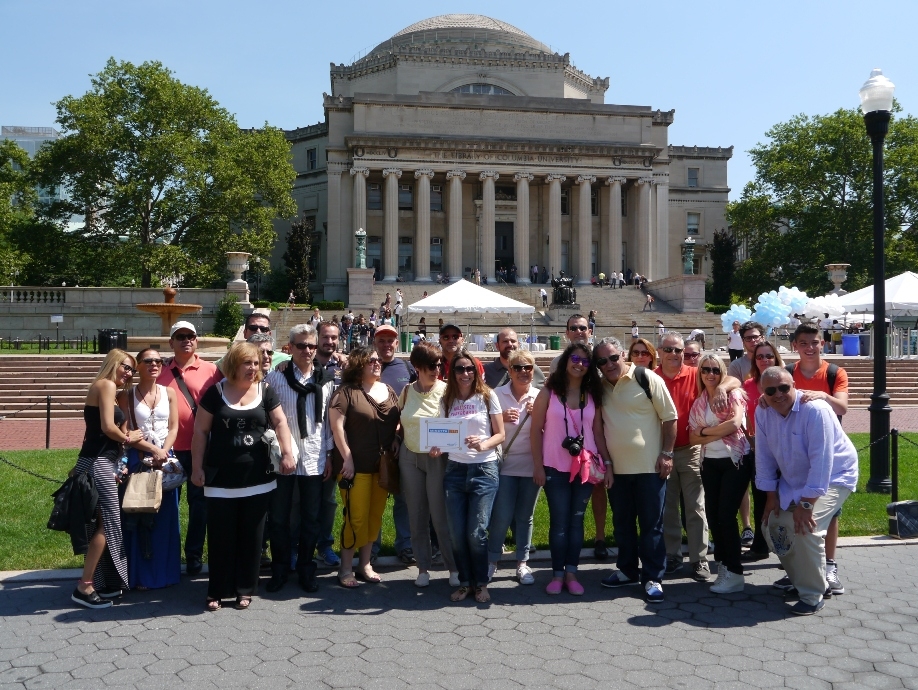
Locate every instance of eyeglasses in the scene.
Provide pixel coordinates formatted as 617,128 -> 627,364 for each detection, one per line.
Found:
763,384 -> 792,396
511,364 -> 534,372
120,363 -> 135,375
683,352 -> 700,359
631,350 -> 651,358
172,333 -> 196,342
367,357 -> 381,365
140,358 -> 164,366
246,324 -> 270,333
660,346 -> 684,354
454,365 -> 476,374
262,350 -> 275,357
569,355 -> 591,366
293,342 -> 317,350
700,366 -> 721,375
755,353 -> 776,361
568,325 -> 589,332
595,354 -> 621,366
742,334 -> 763,342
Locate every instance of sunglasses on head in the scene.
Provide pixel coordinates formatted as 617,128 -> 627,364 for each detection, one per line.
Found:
660,346 -> 684,354
569,354 -> 591,366
511,364 -> 534,372
140,357 -> 164,366
595,354 -> 621,366
755,353 -> 776,361
454,365 -> 476,374
172,332 -> 196,341
700,366 -> 721,375
763,384 -> 792,396
246,324 -> 270,333
293,342 -> 317,350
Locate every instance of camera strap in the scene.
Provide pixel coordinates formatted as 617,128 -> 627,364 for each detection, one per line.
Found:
559,391 -> 585,439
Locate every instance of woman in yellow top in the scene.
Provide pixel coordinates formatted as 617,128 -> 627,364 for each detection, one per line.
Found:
397,342 -> 459,588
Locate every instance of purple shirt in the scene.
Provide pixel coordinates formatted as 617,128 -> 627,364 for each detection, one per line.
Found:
754,392 -> 858,509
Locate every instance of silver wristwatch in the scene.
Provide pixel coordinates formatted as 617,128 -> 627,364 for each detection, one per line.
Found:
799,501 -> 814,510
660,451 -> 674,459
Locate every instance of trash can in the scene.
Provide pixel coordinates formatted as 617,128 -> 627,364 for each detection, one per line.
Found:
114,329 -> 128,351
97,329 -> 117,355
841,334 -> 860,356
858,333 -> 871,356
399,330 -> 411,353
549,335 -> 561,351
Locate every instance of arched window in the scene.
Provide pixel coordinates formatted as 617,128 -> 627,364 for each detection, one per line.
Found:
449,83 -> 515,96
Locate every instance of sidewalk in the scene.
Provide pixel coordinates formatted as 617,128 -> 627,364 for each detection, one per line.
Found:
2,543 -> 917,689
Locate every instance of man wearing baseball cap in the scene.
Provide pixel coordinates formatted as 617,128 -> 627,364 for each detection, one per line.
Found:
157,321 -> 222,576
438,323 -> 484,380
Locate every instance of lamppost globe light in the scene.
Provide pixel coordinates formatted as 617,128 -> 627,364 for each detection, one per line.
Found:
859,69 -> 895,114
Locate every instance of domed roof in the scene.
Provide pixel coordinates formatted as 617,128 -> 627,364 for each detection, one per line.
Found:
366,14 -> 551,58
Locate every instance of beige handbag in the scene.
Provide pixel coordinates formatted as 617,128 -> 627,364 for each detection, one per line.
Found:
122,469 -> 162,513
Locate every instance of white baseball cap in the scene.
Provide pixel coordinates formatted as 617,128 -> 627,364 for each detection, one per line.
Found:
170,321 -> 197,337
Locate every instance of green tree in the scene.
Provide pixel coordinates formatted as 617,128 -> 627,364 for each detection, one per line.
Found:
0,140 -> 36,282
283,214 -> 314,303
212,294 -> 243,337
709,228 -> 739,305
35,58 -> 297,287
726,105 -> 918,299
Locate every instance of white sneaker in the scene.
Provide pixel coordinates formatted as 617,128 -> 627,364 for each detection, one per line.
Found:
448,571 -> 460,587
414,572 -> 430,588
487,562 -> 497,582
711,565 -> 727,588
710,569 -> 745,594
516,564 -> 535,585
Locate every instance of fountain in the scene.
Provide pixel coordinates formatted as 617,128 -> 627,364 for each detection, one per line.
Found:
136,286 -> 203,336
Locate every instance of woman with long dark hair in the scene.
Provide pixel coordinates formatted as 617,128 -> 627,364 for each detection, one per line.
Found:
430,348 -> 504,603
70,349 -> 144,608
530,343 -> 604,596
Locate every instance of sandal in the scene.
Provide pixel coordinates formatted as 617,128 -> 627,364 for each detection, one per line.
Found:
355,567 -> 382,583
475,586 -> 491,603
450,586 -> 470,602
205,598 -> 222,612
234,596 -> 251,610
338,573 -> 361,588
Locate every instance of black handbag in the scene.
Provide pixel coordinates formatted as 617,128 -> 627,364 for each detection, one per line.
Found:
887,501 -> 918,539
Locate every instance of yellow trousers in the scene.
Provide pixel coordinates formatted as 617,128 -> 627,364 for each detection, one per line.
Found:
339,473 -> 389,550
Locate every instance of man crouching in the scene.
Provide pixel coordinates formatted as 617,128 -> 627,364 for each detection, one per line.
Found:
754,367 -> 858,615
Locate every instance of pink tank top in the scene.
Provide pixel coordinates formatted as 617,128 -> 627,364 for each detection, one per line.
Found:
541,390 -> 598,473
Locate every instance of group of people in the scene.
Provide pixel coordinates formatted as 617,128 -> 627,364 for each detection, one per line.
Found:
68,307 -> 855,617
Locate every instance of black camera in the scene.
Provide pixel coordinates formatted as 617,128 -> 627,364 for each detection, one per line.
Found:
561,434 -> 584,456
338,477 -> 354,491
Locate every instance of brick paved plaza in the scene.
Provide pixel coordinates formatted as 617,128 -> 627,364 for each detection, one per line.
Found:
2,543 -> 918,689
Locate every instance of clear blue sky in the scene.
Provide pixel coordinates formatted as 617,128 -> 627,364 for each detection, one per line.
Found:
2,0 -> 916,199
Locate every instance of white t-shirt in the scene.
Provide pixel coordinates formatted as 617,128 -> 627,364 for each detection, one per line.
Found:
442,390 -> 502,464
819,318 -> 833,331
495,383 -> 538,477
727,331 -> 744,350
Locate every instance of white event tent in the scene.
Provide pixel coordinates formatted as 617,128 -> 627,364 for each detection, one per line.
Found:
838,271 -> 918,316
406,279 -> 535,315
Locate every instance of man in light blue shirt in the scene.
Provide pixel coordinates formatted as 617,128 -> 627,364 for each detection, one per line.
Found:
755,367 -> 858,615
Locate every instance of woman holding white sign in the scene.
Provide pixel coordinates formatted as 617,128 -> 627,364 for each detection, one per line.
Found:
430,349 -> 504,603
396,342 -> 459,588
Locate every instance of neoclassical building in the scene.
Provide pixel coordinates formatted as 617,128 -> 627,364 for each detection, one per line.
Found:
280,14 -> 731,302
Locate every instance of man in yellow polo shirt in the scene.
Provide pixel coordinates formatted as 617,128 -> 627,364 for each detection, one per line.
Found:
594,337 -> 677,604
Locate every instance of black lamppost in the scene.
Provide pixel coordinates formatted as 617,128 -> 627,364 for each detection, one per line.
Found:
860,68 -> 895,493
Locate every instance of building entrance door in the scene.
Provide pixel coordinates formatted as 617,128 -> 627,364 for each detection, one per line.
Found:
495,221 -> 514,276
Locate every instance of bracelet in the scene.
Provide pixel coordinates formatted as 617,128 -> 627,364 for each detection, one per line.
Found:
700,427 -> 706,437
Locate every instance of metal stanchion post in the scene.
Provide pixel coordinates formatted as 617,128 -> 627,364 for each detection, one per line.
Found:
891,428 -> 899,504
45,396 -> 51,450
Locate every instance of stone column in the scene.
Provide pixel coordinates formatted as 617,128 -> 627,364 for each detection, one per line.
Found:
325,163 -> 345,294
413,169 -> 434,282
655,177 -> 670,279
382,168 -> 402,281
514,172 -> 534,284
479,171 -> 499,280
606,176 -> 625,276
576,175 -> 596,284
546,174 -> 566,278
446,170 -> 465,281
636,177 -> 653,279
350,166 -> 369,238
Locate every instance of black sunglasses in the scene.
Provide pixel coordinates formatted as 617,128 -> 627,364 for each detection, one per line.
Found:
595,354 -> 621,366
568,325 -> 589,332
511,364 -> 534,372
660,346 -> 684,354
140,357 -> 164,366
172,333 -> 196,341
293,342 -> 317,350
262,350 -> 275,357
763,384 -> 792,396
454,365 -> 476,374
700,366 -> 721,375
246,324 -> 270,333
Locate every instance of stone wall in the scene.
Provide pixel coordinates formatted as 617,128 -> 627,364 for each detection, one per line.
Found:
0,287 -> 228,339
646,275 -> 707,313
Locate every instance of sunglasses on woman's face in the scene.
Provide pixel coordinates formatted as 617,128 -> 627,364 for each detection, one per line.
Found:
763,384 -> 792,396
511,364 -> 534,372
569,355 -> 590,367
140,358 -> 164,366
631,350 -> 651,358
700,366 -> 721,375
755,353 -> 776,361
120,363 -> 135,375
595,354 -> 621,366
454,365 -> 476,375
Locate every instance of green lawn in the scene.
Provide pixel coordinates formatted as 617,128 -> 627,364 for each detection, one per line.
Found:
1,431 -> 915,571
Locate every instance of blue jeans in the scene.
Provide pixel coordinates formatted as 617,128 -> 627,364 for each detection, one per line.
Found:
487,475 -> 541,563
444,460 -> 499,587
176,450 -> 206,563
542,466 -> 593,576
610,473 -> 666,584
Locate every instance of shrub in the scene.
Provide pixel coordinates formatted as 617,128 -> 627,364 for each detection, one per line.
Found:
315,300 -> 345,311
213,294 -> 243,337
705,303 -> 730,314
